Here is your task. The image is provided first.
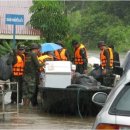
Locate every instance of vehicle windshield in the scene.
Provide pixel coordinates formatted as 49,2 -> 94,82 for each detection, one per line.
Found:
109,83 -> 130,116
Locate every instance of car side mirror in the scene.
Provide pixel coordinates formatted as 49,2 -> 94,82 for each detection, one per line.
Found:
92,92 -> 108,106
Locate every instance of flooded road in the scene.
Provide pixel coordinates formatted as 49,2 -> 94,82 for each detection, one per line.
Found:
0,106 -> 95,129
0,51 -> 126,130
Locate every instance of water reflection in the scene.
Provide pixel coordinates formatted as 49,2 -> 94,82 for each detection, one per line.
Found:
0,106 -> 95,129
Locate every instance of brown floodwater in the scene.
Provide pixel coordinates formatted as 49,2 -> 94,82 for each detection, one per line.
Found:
0,105 -> 95,130
0,51 -> 126,130
3,50 -> 124,129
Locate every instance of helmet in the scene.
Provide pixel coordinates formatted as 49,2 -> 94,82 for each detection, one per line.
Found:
17,44 -> 25,50
30,43 -> 39,50
71,40 -> 78,46
98,41 -> 106,48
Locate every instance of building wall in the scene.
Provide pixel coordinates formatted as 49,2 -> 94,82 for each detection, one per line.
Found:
0,0 -> 40,40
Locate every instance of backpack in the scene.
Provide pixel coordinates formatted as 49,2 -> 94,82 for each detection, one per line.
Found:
0,54 -> 12,80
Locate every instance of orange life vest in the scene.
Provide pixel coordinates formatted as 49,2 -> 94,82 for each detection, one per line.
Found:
74,44 -> 88,64
54,50 -> 60,60
13,54 -> 25,76
60,49 -> 67,61
100,47 -> 113,68
54,49 -> 68,61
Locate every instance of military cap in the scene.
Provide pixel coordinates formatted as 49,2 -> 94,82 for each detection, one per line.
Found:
30,43 -> 39,50
17,44 -> 25,50
71,40 -> 79,46
98,41 -> 106,48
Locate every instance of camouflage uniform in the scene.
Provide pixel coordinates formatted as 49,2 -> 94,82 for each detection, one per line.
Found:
23,50 -> 43,105
23,52 -> 38,100
23,74 -> 36,99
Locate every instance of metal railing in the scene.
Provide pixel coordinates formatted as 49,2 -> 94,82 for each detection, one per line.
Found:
0,81 -> 19,120
0,24 -> 41,36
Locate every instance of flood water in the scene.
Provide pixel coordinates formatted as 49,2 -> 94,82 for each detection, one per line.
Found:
0,105 -> 95,130
0,51 -> 127,130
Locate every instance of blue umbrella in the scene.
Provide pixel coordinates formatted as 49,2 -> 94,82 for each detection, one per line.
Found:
40,43 -> 62,53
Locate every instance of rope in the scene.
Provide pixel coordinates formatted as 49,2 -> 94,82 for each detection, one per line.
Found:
77,87 -> 83,119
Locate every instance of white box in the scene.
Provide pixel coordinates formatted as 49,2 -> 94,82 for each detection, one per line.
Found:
45,61 -> 72,88
45,61 -> 71,73
45,73 -> 71,88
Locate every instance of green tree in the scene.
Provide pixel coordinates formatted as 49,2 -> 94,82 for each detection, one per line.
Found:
29,1 -> 70,42
101,1 -> 130,24
77,1 -> 130,51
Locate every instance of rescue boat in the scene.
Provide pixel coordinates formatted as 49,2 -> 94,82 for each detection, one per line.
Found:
38,60 -> 115,116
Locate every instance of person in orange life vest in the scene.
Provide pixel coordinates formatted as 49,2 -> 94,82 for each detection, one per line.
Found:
38,51 -> 54,87
38,51 -> 54,72
71,40 -> 88,74
108,44 -> 120,68
54,41 -> 70,61
98,41 -> 114,76
44,51 -> 55,61
10,44 -> 26,104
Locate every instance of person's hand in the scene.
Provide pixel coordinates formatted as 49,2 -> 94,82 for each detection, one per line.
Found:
83,69 -> 88,74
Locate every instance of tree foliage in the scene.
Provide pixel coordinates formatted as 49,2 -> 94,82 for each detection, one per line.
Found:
67,1 -> 130,51
29,1 -> 70,42
29,1 -> 130,52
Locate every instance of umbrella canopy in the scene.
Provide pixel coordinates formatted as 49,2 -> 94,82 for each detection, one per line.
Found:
40,43 -> 62,53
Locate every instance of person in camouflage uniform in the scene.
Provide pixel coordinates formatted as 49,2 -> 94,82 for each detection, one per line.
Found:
23,44 -> 44,107
7,44 -> 26,104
